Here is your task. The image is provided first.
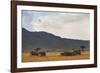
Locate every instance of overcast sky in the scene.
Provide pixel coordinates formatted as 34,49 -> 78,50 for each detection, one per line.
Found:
22,10 -> 90,40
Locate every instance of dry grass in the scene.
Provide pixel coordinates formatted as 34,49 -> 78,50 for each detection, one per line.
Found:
22,51 -> 90,62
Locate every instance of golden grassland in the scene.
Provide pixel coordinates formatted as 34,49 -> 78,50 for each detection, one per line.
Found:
22,51 -> 90,62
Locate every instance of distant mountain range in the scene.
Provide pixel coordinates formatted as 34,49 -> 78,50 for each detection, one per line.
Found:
22,28 -> 90,52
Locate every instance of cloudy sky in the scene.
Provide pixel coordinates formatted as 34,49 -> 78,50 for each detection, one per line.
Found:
22,10 -> 90,40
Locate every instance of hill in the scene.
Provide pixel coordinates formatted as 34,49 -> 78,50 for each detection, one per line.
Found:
22,28 -> 90,52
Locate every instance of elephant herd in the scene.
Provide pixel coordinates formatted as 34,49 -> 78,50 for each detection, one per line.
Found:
30,51 -> 46,56
61,50 -> 81,56
30,49 -> 82,56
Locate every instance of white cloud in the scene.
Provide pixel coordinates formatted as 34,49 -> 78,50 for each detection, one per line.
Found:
30,12 -> 90,40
